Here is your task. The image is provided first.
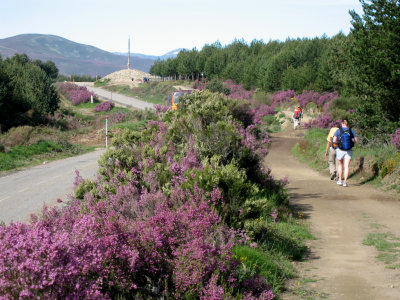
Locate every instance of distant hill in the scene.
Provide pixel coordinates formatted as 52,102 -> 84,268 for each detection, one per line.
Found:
113,48 -> 185,61
0,34 -> 178,76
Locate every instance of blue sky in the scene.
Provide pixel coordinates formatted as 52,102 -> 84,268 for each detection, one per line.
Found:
1,0 -> 363,56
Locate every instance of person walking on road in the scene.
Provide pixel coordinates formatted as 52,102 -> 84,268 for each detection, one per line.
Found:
333,119 -> 358,187
292,106 -> 303,130
325,125 -> 339,180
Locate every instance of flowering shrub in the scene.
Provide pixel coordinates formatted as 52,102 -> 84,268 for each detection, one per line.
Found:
94,101 -> 114,112
193,79 -> 254,101
224,80 -> 254,100
391,128 -> 400,150
58,82 -> 96,106
111,112 -> 126,123
304,113 -> 333,129
0,89 -> 284,298
271,90 -> 296,107
250,104 -> 276,124
193,79 -> 206,90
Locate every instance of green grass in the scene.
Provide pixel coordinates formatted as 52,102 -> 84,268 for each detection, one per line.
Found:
94,78 -> 111,87
238,215 -> 315,296
370,223 -> 386,230
274,221 -> 315,241
233,245 -> 295,294
76,101 -> 100,109
290,128 -> 328,171
264,115 -> 284,133
110,120 -> 147,131
0,141 -> 93,172
94,106 -> 135,117
363,231 -> 400,269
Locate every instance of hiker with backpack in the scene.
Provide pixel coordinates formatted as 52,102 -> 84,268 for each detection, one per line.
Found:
333,119 -> 358,187
325,125 -> 339,180
292,106 -> 302,130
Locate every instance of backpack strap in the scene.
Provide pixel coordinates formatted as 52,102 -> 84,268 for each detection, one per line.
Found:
349,127 -> 354,138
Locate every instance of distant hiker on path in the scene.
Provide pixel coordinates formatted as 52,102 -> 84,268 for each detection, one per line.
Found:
325,125 -> 339,180
292,106 -> 303,130
333,119 -> 358,187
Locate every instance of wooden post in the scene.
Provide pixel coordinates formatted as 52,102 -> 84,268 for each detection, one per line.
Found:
106,116 -> 109,148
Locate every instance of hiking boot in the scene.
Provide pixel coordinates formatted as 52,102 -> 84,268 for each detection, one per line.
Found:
337,180 -> 343,185
342,182 -> 348,187
330,173 -> 336,180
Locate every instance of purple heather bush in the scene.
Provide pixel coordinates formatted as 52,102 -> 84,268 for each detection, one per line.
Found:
193,79 -> 206,90
294,90 -> 339,113
391,128 -> 400,150
154,104 -> 170,113
224,80 -> 254,101
94,101 -> 114,112
0,89 -> 284,299
193,79 -> 255,101
271,90 -> 296,107
111,112 -> 126,123
250,104 -> 276,124
304,113 -> 333,129
59,82 -> 96,106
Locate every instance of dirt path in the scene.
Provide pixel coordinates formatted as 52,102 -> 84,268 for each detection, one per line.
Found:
264,128 -> 400,299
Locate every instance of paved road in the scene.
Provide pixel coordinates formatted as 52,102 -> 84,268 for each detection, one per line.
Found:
0,149 -> 106,225
75,83 -> 155,110
0,87 -> 154,225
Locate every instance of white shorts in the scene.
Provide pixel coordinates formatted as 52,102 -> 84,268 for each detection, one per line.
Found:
336,148 -> 353,160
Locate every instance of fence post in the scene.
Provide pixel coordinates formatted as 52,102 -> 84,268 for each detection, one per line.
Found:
106,116 -> 108,148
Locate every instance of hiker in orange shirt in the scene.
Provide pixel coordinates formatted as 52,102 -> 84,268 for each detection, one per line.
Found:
292,106 -> 302,130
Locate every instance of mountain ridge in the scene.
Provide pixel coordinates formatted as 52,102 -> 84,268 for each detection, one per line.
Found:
0,34 -> 180,76
113,48 -> 186,61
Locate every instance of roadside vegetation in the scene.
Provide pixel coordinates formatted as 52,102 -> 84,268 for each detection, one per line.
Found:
0,0 -> 399,298
364,229 -> 400,270
0,59 -> 155,174
0,89 -> 314,299
94,79 -> 189,105
291,128 -> 400,194
0,126 -> 93,172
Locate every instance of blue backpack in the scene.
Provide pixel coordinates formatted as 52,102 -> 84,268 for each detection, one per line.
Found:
338,127 -> 354,150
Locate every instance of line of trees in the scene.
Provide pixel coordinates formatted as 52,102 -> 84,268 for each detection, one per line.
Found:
150,0 -> 400,143
150,37 -> 342,93
0,54 -> 60,132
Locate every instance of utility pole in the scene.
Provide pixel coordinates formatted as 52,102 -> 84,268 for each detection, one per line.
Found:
127,36 -> 131,70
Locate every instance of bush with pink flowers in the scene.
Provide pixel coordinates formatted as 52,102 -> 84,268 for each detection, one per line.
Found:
0,89 -> 315,299
391,128 -> 400,150
224,80 -> 255,100
94,101 -> 114,112
58,82 -> 97,106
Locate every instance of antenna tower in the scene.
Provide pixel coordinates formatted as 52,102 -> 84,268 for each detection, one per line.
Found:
127,36 -> 131,69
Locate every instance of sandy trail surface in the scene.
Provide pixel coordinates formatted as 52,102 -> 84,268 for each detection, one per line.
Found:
265,127 -> 400,299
